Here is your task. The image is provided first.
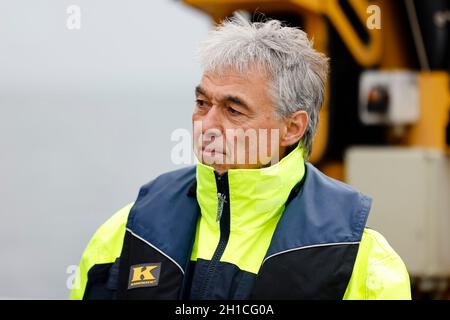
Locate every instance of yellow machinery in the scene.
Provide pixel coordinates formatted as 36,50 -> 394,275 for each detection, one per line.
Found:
182,0 -> 450,299
182,0 -> 449,177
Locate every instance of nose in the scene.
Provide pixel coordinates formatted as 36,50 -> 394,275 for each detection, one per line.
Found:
200,105 -> 223,136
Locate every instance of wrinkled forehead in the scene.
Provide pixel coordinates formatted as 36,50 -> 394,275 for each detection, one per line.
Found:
199,63 -> 274,96
197,65 -> 275,111
201,61 -> 272,81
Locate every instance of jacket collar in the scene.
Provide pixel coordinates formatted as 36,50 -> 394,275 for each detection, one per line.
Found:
195,143 -> 306,232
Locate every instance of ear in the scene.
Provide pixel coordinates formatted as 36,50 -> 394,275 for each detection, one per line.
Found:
280,110 -> 308,147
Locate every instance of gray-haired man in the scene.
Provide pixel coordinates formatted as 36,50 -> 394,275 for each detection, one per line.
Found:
71,15 -> 411,300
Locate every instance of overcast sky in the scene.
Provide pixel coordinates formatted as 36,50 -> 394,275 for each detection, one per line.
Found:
0,0 -> 211,299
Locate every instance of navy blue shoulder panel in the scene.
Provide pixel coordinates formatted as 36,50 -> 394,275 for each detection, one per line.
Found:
126,166 -> 199,272
265,162 -> 372,259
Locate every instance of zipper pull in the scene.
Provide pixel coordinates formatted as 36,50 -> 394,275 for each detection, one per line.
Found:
216,193 -> 227,222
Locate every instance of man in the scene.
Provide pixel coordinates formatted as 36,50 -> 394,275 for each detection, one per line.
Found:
70,15 -> 411,300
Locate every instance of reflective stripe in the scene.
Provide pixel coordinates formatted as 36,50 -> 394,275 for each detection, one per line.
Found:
262,241 -> 360,266
126,228 -> 185,275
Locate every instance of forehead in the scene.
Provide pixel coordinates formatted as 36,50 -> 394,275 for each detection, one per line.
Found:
198,65 -> 273,105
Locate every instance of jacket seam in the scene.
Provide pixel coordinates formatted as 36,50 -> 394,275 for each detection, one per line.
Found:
353,194 -> 371,241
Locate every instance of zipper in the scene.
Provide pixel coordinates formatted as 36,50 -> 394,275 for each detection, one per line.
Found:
199,171 -> 231,299
216,193 -> 227,222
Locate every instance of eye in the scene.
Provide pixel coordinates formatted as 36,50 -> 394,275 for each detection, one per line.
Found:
228,106 -> 243,116
195,99 -> 208,108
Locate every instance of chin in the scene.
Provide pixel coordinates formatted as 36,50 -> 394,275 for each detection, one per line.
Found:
212,165 -> 228,174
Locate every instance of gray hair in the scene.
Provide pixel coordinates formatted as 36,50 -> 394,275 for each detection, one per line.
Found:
197,13 -> 329,159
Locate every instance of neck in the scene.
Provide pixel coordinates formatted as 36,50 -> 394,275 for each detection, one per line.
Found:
210,144 -> 293,175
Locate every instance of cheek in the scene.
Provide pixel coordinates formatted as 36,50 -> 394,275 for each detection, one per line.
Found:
192,117 -> 203,149
192,111 -> 201,123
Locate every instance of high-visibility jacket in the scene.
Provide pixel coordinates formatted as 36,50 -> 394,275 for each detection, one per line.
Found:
70,145 -> 411,300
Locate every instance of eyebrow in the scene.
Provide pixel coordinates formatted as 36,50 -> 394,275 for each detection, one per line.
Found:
195,85 -> 251,111
222,95 -> 250,111
195,85 -> 207,97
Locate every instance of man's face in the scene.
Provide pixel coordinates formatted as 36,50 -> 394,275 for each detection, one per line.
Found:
192,65 -> 287,174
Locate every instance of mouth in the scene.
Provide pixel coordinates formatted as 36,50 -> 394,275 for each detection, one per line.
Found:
201,146 -> 225,156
